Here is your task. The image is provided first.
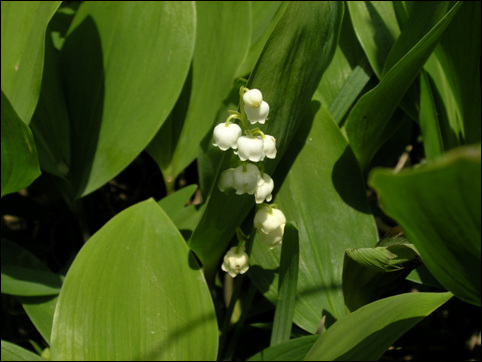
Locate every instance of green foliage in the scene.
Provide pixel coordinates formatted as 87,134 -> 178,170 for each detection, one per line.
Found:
1,92 -> 41,198
1,1 -> 480,361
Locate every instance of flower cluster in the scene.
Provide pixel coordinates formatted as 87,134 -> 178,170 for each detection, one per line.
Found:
213,87 -> 287,278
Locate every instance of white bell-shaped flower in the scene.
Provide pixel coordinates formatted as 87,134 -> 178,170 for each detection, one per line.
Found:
236,136 -> 265,162
213,122 -> 242,151
254,206 -> 286,234
258,224 -> 284,249
221,246 -> 249,278
243,89 -> 263,108
232,163 -> 261,195
244,101 -> 269,125
218,168 -> 235,192
263,135 -> 277,159
254,173 -> 274,204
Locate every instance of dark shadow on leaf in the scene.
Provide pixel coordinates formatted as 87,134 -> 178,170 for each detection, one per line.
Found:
332,146 -> 373,214
271,100 -> 318,196
59,16 -> 104,198
247,264 -> 278,295
319,309 -> 337,331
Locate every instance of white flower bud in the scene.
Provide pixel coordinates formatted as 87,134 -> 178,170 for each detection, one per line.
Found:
218,168 -> 235,192
254,206 -> 286,234
258,224 -> 284,249
243,89 -> 263,108
213,122 -> 242,151
236,136 -> 265,162
232,163 -> 261,195
244,101 -> 269,124
263,135 -> 277,159
254,173 -> 274,204
221,246 -> 249,278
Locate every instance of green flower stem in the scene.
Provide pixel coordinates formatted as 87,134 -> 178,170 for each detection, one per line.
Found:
238,86 -> 250,132
250,127 -> 266,139
224,113 -> 242,126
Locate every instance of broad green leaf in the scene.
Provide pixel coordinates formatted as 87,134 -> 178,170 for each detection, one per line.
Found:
248,335 -> 318,362
59,2 -> 195,197
303,292 -> 453,361
147,1 -> 251,188
346,1 -> 400,78
325,56 -> 373,125
1,239 -> 62,296
343,2 -> 462,172
270,223 -> 299,346
189,1 -> 344,283
1,92 -> 41,198
50,199 -> 218,360
157,184 -> 202,233
1,340 -> 44,362
29,26 -> 71,179
1,1 -> 60,123
234,1 -> 286,78
157,184 -> 197,217
314,12 -> 371,124
21,296 -> 58,345
423,1 -> 481,149
369,145 -> 481,306
381,2 -> 450,76
250,106 -> 378,333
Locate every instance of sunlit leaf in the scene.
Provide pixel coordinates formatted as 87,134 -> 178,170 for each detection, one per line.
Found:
369,145 -> 481,306
147,1 -> 251,188
189,1 -> 344,283
250,106 -> 378,333
343,2 -> 462,171
1,92 -> 41,198
270,223 -> 299,346
1,1 -> 60,123
1,340 -> 44,362
50,199 -> 218,360
21,296 -> 58,345
248,335 -> 318,362
58,2 -> 195,197
303,292 -> 452,361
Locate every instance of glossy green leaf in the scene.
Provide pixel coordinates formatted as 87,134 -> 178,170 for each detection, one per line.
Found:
270,223 -> 299,346
29,27 -> 71,179
189,1 -> 344,282
157,184 -> 197,217
234,1 -> 286,78
346,1 -> 400,78
343,2 -> 462,172
382,2 -> 451,76
1,239 -> 62,296
58,2 -> 195,197
369,145 -> 481,306
248,335 -> 318,362
21,296 -> 58,345
157,184 -> 202,233
1,92 -> 41,198
314,12 -> 371,124
147,1 -> 250,188
1,1 -> 60,123
50,199 -> 218,360
303,292 -> 453,361
1,340 -> 44,362
423,1 -> 481,150
250,106 -> 378,333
